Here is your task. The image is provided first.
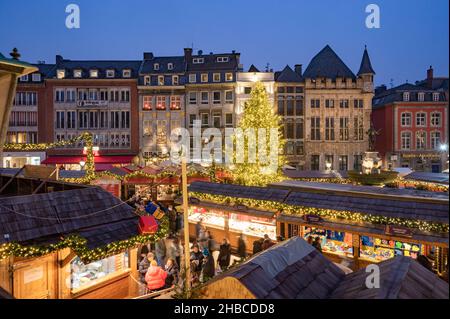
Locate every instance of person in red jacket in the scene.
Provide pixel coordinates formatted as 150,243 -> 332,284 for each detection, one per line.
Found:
145,260 -> 167,292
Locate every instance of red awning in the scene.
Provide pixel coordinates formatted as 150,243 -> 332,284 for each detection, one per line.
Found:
42,155 -> 135,165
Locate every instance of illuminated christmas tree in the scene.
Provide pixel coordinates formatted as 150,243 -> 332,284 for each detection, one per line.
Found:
232,82 -> 285,186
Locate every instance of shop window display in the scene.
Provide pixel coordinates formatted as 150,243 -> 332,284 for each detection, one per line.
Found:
157,184 -> 179,201
71,252 -> 129,291
303,227 -> 353,257
359,236 -> 422,262
229,213 -> 276,240
188,207 -> 226,229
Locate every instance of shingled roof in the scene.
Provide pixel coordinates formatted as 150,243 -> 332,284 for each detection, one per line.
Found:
0,187 -> 139,249
332,256 -> 449,299
275,65 -> 303,82
357,46 -> 375,75
303,45 -> 355,80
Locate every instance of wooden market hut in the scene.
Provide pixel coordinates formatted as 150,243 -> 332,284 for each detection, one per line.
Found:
199,237 -> 449,299
0,181 -> 155,299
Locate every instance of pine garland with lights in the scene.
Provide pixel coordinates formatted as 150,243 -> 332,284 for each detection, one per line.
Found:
232,82 -> 285,186
190,192 -> 449,234
0,217 -> 169,263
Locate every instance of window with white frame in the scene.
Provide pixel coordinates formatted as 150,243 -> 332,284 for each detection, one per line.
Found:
56,111 -> 65,129
431,131 -> 441,149
189,92 -> 197,104
158,75 -> 164,86
90,69 -> 98,78
416,131 -> 426,149
74,69 -> 82,78
213,91 -> 221,104
154,63 -> 160,71
143,120 -> 153,137
217,57 -> 229,63
200,113 -> 209,127
122,69 -> 131,78
401,112 -> 412,126
213,113 -> 221,128
55,89 -> 65,102
172,75 -> 179,85
67,111 -> 76,129
193,58 -> 204,64
433,92 -> 440,101
201,92 -> 209,104
106,69 -> 115,78
66,89 -> 76,102
225,90 -> 233,103
19,75 -> 28,82
418,92 -> 425,101
201,73 -> 208,83
168,63 -> 173,70
225,113 -> 233,127
156,96 -> 166,110
416,112 -> 426,126
144,76 -> 150,85
78,111 -> 89,129
403,92 -> 410,102
170,96 -> 181,110
143,96 -> 152,110
401,131 -> 411,150
189,74 -> 197,83
431,112 -> 441,127
213,73 -> 221,82
189,114 -> 197,127
225,73 -> 233,82
32,73 -> 41,82
57,69 -> 65,79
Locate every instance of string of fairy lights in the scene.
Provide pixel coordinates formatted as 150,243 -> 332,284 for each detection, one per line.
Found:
190,192 -> 449,234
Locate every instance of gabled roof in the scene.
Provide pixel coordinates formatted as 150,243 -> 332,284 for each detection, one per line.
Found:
0,187 -> 139,249
248,64 -> 260,72
357,46 -> 375,75
332,256 -> 449,299
303,45 -> 355,80
186,52 -> 240,72
275,65 -> 303,82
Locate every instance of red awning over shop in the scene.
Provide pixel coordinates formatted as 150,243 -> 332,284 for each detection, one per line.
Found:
42,155 -> 135,165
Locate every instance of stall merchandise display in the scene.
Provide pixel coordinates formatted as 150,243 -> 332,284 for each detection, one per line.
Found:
359,236 -> 422,262
229,214 -> 276,240
188,207 -> 226,229
157,185 -> 179,201
304,228 -> 353,257
71,252 -> 129,290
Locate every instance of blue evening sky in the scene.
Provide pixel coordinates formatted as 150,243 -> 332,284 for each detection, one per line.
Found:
0,0 -> 448,86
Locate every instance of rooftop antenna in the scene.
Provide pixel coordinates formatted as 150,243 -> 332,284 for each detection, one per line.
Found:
265,63 -> 270,72
389,78 -> 394,88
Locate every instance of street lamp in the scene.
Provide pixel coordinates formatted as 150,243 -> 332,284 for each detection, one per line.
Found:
439,143 -> 448,152
325,161 -> 332,171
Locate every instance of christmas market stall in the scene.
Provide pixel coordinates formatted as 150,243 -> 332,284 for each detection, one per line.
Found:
0,179 -> 167,299
181,182 -> 289,253
199,237 -> 449,299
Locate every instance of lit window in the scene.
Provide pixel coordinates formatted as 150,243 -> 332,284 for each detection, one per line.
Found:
143,96 -> 152,110
144,76 -> 150,85
158,75 -> 164,86
57,69 -> 65,79
156,96 -> 166,110
225,73 -> 233,82
201,74 -> 208,83
213,73 -> 221,82
172,75 -> 179,85
122,69 -> 131,78
89,69 -> 98,78
170,96 -> 181,110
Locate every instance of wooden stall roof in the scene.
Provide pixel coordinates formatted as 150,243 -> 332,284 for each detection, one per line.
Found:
404,172 -> 449,185
202,237 -> 449,299
0,187 -> 139,249
188,181 -> 290,202
331,256 -> 449,299
283,169 -> 348,179
278,214 -> 449,246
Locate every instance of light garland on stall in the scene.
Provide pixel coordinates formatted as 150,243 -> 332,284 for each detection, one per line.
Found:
0,217 -> 169,263
190,192 -> 449,234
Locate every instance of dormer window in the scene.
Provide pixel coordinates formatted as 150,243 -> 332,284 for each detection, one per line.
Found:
403,92 -> 410,102
158,76 -> 164,86
193,58 -> 204,64
106,69 -> 115,78
122,69 -> 131,78
168,63 -> 173,70
19,75 -> 29,82
433,92 -> 440,101
418,92 -> 425,102
154,63 -> 159,71
144,76 -> 150,85
90,69 -> 98,78
74,69 -> 82,78
217,56 -> 229,63
32,73 -> 41,82
57,69 -> 65,79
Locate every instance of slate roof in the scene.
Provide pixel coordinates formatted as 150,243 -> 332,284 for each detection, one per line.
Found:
186,52 -> 240,72
140,56 -> 185,74
48,56 -> 142,79
357,47 -> 375,75
248,64 -> 260,72
303,45 -> 355,80
0,187 -> 139,250
188,181 -> 290,202
275,65 -> 303,82
332,256 -> 449,299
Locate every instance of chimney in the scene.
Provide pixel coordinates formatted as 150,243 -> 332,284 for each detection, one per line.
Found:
427,65 -> 434,88
375,84 -> 387,96
56,55 -> 64,64
197,50 -> 203,55
294,64 -> 302,76
143,52 -> 154,60
184,48 -> 193,60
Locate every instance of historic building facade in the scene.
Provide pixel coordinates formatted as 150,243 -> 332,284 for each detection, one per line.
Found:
138,52 -> 186,162
40,55 -> 141,169
301,45 -> 374,172
372,67 -> 449,172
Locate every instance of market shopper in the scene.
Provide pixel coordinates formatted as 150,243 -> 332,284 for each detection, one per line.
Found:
253,238 -> 264,255
237,233 -> 247,260
145,260 -> 167,292
190,245 -> 204,282
262,234 -> 275,250
155,238 -> 166,266
312,237 -> 323,253
166,237 -> 182,268
164,258 -> 179,288
307,236 -> 314,246
217,238 -> 232,271
195,219 -> 205,238
201,248 -> 215,283
138,252 -> 155,283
